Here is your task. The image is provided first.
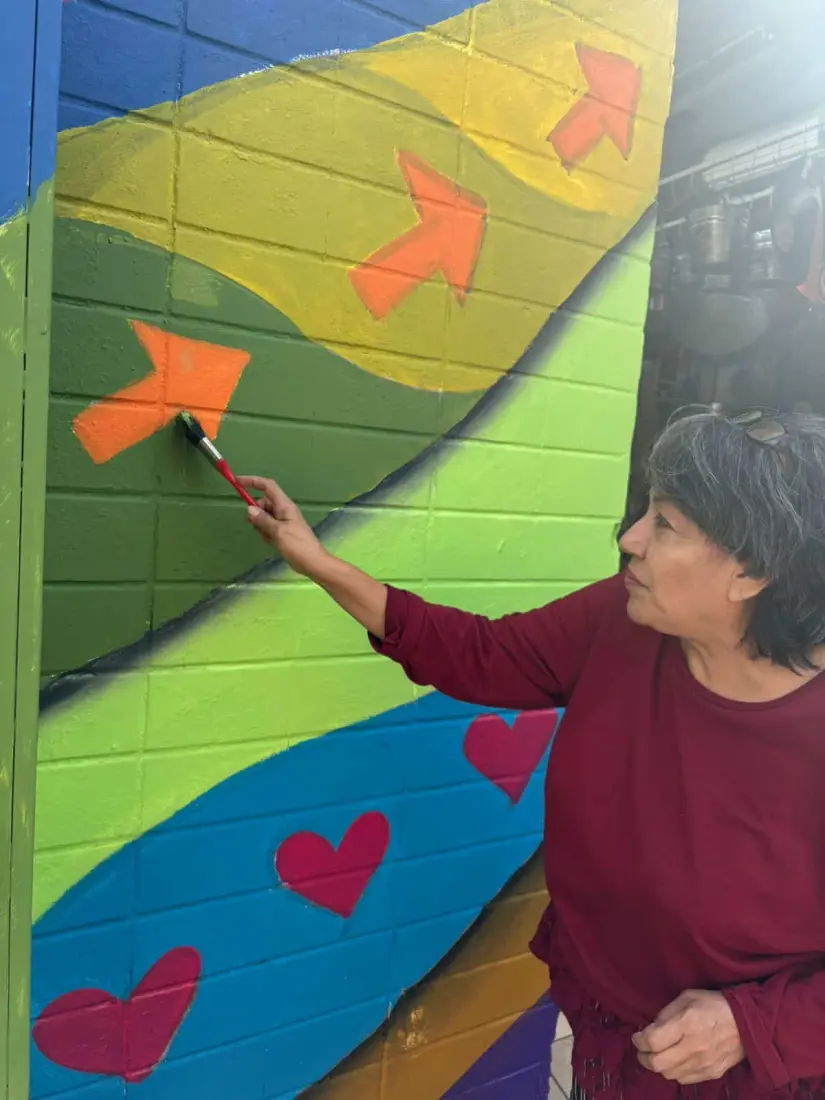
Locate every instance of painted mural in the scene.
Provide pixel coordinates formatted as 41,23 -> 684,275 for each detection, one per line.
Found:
32,0 -> 677,1097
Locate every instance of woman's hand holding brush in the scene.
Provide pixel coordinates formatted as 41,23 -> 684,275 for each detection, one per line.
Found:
173,417 -> 387,637
239,476 -> 325,575
239,476 -> 388,641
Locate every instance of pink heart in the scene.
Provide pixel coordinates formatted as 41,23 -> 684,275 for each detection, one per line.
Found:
32,947 -> 201,1083
463,710 -> 557,803
275,811 -> 390,918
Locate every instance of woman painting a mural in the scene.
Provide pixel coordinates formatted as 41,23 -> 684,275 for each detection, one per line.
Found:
241,406 -> 825,1100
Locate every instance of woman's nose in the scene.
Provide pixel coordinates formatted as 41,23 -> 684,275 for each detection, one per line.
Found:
619,516 -> 648,558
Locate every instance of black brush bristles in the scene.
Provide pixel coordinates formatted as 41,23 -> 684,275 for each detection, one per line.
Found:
177,410 -> 207,446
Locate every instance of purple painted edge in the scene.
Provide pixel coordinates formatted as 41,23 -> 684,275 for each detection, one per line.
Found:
439,992 -> 559,1099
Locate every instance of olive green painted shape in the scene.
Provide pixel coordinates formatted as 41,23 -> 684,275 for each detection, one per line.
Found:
1,192 -> 52,1095
35,224 -> 653,921
45,218 -> 482,675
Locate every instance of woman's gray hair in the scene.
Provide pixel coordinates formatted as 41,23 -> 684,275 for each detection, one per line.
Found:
647,408 -> 825,670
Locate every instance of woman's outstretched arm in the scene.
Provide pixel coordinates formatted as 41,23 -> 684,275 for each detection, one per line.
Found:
239,475 -> 388,638
239,475 -> 607,710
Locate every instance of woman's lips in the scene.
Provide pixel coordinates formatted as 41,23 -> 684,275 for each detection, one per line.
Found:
625,569 -> 645,590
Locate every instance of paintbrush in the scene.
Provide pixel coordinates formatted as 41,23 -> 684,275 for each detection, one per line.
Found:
176,411 -> 257,508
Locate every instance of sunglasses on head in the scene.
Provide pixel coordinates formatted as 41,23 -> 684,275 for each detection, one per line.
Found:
728,408 -> 787,446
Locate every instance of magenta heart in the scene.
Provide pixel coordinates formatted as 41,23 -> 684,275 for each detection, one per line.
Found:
275,811 -> 390,918
463,710 -> 557,803
32,947 -> 201,1083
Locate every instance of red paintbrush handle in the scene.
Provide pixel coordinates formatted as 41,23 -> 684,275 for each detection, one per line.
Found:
215,458 -> 257,508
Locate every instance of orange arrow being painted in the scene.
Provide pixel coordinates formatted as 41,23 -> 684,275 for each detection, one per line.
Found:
548,44 -> 642,169
349,151 -> 487,320
73,321 -> 250,464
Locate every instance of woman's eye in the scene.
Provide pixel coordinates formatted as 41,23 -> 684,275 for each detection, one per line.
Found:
654,512 -> 671,530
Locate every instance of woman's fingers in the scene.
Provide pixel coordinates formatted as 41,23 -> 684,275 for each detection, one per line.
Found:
237,475 -> 285,502
634,990 -> 744,1085
237,475 -> 293,519
236,475 -> 272,489
246,504 -> 280,542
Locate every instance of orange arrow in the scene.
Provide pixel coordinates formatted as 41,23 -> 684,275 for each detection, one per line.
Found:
548,44 -> 642,168
73,321 -> 250,464
349,151 -> 487,320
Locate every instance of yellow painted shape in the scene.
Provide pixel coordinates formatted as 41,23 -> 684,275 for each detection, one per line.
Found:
362,0 -> 675,212
567,0 -> 678,59
306,857 -> 550,1100
55,0 -> 673,394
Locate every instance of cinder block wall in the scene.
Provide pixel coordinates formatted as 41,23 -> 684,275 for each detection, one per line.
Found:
30,2 -> 676,1097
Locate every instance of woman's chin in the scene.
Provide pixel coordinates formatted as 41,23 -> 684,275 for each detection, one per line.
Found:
625,589 -> 651,625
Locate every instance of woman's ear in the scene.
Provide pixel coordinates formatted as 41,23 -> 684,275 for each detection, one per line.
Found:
730,568 -> 770,604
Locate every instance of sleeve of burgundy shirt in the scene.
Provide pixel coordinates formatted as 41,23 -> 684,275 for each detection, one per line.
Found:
724,962 -> 825,1089
370,574 -> 621,710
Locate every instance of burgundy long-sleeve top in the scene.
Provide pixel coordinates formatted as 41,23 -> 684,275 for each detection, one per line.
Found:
373,573 -> 825,1100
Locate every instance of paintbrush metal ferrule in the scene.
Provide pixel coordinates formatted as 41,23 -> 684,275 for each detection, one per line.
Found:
196,436 -> 223,466
178,410 -> 223,465
175,409 -> 255,507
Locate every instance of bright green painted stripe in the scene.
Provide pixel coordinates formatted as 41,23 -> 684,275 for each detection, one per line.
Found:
33,226 -> 653,920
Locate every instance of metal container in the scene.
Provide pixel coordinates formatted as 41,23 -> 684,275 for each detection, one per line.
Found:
688,202 -> 737,268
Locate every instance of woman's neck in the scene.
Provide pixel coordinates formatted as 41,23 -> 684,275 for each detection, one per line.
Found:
681,634 -> 824,703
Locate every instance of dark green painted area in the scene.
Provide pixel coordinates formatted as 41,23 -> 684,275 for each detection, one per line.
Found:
42,584 -> 153,679
45,219 -> 483,676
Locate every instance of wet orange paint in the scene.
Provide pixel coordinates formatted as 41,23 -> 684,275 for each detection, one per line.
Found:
73,321 -> 251,464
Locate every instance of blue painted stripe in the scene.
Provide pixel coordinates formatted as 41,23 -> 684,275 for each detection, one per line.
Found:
30,0 -> 62,206
57,0 -> 483,134
1,0 -> 60,224
0,0 -> 36,220
31,694 -> 556,1099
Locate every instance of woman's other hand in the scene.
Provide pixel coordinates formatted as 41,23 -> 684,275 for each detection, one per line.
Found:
238,476 -> 328,578
633,990 -> 745,1084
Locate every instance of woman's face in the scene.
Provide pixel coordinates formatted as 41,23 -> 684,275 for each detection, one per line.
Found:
618,496 -> 764,641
